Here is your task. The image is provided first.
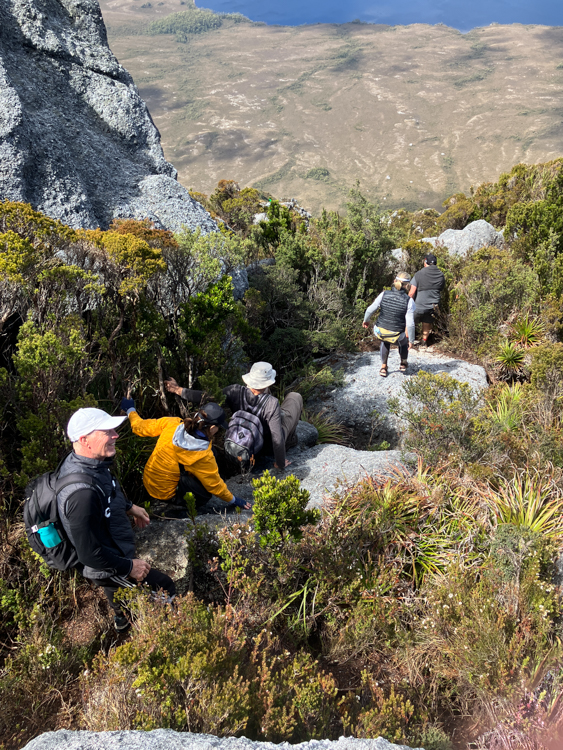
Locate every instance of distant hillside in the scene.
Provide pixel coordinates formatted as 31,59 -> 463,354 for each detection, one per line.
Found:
100,0 -> 563,214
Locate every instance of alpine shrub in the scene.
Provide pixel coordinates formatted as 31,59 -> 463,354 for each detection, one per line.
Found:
389,371 -> 484,465
251,471 -> 319,547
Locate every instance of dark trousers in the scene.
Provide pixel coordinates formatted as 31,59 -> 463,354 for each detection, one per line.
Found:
175,467 -> 213,509
89,568 -> 176,613
280,392 -> 303,446
380,338 -> 408,365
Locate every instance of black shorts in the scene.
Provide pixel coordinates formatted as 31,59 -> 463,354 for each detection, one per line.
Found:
415,309 -> 436,325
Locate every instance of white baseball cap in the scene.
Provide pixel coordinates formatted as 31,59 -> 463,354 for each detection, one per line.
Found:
67,408 -> 127,442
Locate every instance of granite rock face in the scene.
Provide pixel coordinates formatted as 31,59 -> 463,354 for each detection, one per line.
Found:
0,0 -> 216,232
228,442 -> 414,510
22,729 -> 423,750
424,219 -> 505,257
308,347 -> 488,446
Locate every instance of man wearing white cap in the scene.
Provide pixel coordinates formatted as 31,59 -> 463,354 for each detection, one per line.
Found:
165,362 -> 303,470
58,407 -> 175,631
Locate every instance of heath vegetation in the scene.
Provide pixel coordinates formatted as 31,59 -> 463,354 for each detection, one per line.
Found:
3,159 -> 563,749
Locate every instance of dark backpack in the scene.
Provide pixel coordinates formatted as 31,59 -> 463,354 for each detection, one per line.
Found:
23,458 -> 103,572
224,392 -> 269,469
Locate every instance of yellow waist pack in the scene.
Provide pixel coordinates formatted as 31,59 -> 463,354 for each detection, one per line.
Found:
373,326 -> 402,344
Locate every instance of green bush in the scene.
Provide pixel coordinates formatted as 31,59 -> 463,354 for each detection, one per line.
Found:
305,167 -> 330,181
530,342 -> 563,393
389,371 -> 484,465
82,594 -> 338,741
251,471 -> 319,547
447,246 -> 540,355
147,8 -> 247,40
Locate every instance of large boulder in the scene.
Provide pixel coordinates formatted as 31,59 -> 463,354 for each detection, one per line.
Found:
424,219 -> 505,256
0,0 -> 216,233
308,347 -> 488,446
22,729 -> 423,750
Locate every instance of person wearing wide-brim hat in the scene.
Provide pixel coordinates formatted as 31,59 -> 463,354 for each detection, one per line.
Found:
165,361 -> 303,470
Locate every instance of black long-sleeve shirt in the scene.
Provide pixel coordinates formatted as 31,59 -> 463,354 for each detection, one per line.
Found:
57,452 -> 133,579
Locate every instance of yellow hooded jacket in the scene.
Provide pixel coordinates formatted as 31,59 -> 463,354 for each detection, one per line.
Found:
128,412 -> 233,503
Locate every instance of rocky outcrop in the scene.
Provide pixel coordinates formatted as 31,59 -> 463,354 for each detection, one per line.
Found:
135,418 -> 410,583
0,0 -> 216,232
136,350 -> 485,585
423,219 -> 505,256
227,443 -> 414,511
22,729 -> 423,750
308,347 -> 488,446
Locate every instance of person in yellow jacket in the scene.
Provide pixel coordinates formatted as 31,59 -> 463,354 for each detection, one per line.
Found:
120,397 -> 250,513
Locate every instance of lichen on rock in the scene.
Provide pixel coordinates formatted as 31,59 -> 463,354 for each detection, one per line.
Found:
0,0 -> 216,233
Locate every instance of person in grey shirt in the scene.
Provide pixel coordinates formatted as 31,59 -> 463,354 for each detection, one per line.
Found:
409,253 -> 445,346
165,362 -> 302,471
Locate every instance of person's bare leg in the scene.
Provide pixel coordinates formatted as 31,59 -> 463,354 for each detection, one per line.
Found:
421,322 -> 432,343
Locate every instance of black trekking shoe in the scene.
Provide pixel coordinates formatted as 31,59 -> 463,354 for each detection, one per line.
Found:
114,614 -> 131,633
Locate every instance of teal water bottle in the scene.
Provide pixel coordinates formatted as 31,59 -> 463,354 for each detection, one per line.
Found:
37,523 -> 62,548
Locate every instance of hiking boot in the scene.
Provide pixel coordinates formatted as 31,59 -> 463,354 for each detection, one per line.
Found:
114,614 -> 131,632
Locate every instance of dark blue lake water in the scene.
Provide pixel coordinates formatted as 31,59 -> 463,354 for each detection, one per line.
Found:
199,0 -> 562,31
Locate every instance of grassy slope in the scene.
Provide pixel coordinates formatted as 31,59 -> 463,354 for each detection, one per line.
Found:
101,2 -> 563,214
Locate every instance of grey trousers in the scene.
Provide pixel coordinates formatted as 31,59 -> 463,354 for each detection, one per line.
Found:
280,392 -> 303,445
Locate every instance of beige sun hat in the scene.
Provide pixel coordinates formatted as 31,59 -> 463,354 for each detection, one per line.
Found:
242,361 -> 277,389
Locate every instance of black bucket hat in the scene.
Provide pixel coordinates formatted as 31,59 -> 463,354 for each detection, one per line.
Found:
198,402 -> 227,429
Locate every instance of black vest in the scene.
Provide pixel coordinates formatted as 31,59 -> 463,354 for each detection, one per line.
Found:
377,288 -> 409,332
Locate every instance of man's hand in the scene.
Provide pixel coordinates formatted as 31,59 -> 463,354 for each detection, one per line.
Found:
362,321 -> 370,329
130,558 -> 151,581
408,342 -> 413,350
128,504 -> 150,529
165,377 -> 182,396
273,459 -> 292,470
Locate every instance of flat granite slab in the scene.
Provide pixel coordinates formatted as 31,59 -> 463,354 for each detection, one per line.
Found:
22,729 -> 423,750
227,443 -> 415,510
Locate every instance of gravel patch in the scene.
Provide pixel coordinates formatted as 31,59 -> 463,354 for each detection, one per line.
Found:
227,443 -> 415,510
309,347 -> 488,446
